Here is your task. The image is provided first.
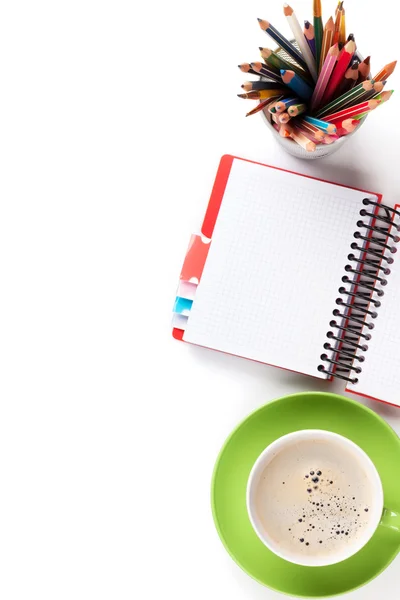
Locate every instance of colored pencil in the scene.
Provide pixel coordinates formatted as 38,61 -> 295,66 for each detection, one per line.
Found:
316,79 -> 375,117
238,63 -> 260,76
257,18 -> 308,71
279,111 -> 291,124
304,115 -> 337,134
353,90 -> 394,120
333,2 -> 344,45
283,4 -> 317,81
259,47 -> 311,82
281,69 -> 313,100
334,60 -> 360,97
279,123 -> 292,138
311,43 -> 340,111
340,7 -> 346,44
334,118 -> 360,135
373,61 -> 397,82
319,17 -> 335,72
296,124 -> 326,144
304,21 -> 316,57
375,90 -> 394,103
246,97 -> 283,117
313,0 -> 323,70
324,99 -> 381,123
296,118 -> 326,140
268,101 -> 279,113
291,126 -> 317,152
273,123 -> 281,133
357,56 -> 371,83
346,33 -> 355,43
288,102 -> 307,117
250,62 -> 285,83
274,97 -> 299,112
241,81 -> 286,92
321,40 -> 356,105
238,89 -> 285,100
321,135 -> 337,144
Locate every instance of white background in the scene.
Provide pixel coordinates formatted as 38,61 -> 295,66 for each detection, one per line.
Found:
0,0 -> 399,598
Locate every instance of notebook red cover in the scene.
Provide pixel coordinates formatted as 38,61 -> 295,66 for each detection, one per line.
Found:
173,155 -> 383,382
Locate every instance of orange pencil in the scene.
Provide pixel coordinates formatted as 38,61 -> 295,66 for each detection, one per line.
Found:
333,2 -> 344,45
319,17 -> 335,72
373,61 -> 397,82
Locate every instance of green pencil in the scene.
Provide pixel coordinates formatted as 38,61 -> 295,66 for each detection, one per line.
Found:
313,0 -> 323,70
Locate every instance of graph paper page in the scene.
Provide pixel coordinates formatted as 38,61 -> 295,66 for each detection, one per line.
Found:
183,158 -> 376,378
347,239 -> 400,406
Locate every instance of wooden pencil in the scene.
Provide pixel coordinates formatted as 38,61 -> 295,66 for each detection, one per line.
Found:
339,7 -> 346,44
274,97 -> 299,113
296,119 -> 326,140
313,0 -> 324,70
357,56 -> 370,83
288,102 -> 307,116
296,123 -> 326,143
353,90 -> 394,119
241,81 -> 287,91
279,111 -> 291,124
304,21 -> 316,57
284,4 -> 317,81
333,1 -> 344,45
334,60 -> 360,97
373,61 -> 397,82
304,115 -> 337,134
334,118 -> 360,135
316,79 -> 375,117
311,43 -> 340,111
250,62 -> 285,83
279,123 -> 292,138
321,40 -> 356,105
319,16 -> 335,72
281,70 -> 313,100
291,126 -> 317,151
238,63 -> 260,76
259,47 -> 311,81
246,97 -> 283,117
324,99 -> 381,122
257,18 -> 308,71
238,89 -> 285,100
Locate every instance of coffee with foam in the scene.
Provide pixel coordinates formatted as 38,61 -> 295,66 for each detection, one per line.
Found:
251,436 -> 377,564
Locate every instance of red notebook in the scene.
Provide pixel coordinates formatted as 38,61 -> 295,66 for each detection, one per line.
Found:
173,155 -> 400,407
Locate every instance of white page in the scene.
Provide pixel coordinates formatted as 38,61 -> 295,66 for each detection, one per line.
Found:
347,234 -> 400,405
183,158 -> 377,378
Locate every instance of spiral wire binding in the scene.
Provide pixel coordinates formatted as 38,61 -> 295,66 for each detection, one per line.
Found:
318,199 -> 400,384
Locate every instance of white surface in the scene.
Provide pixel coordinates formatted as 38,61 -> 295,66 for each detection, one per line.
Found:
183,157 -> 376,378
0,1 -> 400,599
348,211 -> 400,405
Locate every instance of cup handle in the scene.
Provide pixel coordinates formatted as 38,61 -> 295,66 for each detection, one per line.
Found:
380,508 -> 400,532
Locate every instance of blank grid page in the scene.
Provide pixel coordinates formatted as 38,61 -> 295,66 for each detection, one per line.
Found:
347,246 -> 400,406
183,159 -> 372,378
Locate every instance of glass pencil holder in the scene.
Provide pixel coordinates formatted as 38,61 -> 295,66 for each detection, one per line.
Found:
261,41 -> 367,160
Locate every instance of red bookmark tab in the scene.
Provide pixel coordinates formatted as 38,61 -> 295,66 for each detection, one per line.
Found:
180,234 -> 211,284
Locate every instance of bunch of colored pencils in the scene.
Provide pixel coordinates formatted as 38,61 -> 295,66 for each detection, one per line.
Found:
238,1 -> 396,153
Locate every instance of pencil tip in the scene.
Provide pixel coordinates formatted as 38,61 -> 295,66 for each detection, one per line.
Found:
364,56 -> 371,65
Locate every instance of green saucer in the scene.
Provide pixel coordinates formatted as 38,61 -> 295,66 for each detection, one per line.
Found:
211,392 -> 400,597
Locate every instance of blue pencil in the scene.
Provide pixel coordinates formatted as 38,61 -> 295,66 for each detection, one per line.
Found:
303,115 -> 337,134
280,70 -> 313,100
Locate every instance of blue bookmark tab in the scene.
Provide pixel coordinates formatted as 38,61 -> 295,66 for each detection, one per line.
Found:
173,296 -> 193,315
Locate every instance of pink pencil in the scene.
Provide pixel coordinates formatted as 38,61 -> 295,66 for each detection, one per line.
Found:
310,44 -> 340,111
